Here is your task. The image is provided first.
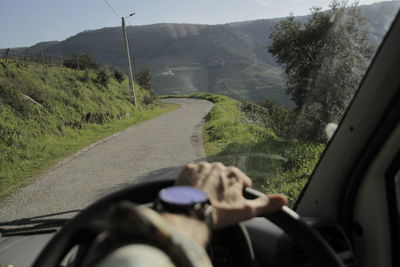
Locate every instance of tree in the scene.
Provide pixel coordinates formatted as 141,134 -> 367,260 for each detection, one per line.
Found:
136,68 -> 153,91
96,69 -> 110,87
63,54 -> 98,70
113,68 -> 125,83
268,1 -> 374,142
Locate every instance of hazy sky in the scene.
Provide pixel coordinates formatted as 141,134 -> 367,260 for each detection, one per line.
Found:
0,0 -> 392,48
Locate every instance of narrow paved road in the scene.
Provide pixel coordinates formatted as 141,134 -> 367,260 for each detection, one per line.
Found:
0,98 -> 213,221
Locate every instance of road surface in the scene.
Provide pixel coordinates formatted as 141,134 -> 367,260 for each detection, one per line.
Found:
0,98 -> 213,221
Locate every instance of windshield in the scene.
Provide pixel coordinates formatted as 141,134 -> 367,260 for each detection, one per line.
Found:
0,0 -> 399,223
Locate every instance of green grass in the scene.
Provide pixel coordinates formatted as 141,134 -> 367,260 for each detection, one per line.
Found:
0,103 -> 178,199
0,60 -> 178,199
162,93 -> 325,205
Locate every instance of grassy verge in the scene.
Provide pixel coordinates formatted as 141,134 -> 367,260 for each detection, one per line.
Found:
162,93 -> 325,205
0,104 -> 178,199
0,59 -> 179,199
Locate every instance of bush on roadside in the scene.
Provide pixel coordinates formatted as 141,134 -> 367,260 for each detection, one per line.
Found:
96,69 -> 110,87
136,68 -> 153,91
63,54 -> 98,70
162,93 -> 326,207
258,99 -> 294,138
113,68 -> 125,83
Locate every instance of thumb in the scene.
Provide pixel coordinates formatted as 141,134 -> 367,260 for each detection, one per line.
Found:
249,194 -> 288,216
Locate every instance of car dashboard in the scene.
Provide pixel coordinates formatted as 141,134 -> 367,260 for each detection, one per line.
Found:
245,217 -> 357,267
0,216 -> 357,267
209,217 -> 357,267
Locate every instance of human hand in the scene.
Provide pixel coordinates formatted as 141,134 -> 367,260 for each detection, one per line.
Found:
176,162 -> 288,229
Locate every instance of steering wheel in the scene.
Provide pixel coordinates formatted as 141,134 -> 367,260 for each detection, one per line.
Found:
32,178 -> 344,267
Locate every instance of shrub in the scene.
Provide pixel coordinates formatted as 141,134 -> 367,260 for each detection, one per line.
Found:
241,101 -> 271,125
113,68 -> 125,83
293,103 -> 326,143
283,141 -> 325,174
0,81 -> 31,116
63,54 -> 98,70
136,68 -> 153,91
96,69 -> 110,87
258,99 -> 294,138
78,70 -> 91,82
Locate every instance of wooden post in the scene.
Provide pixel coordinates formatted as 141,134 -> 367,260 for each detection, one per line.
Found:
24,52 -> 29,66
40,53 -> 45,67
5,48 -> 10,63
122,16 -> 137,107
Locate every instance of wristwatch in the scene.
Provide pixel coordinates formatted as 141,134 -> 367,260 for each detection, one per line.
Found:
154,186 -> 213,228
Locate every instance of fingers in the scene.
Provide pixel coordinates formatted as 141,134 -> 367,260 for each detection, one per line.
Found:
226,166 -> 252,187
181,162 -> 215,176
196,163 -> 251,193
268,194 -> 288,207
184,163 -> 197,171
197,162 -> 252,187
197,161 -> 210,173
176,162 -> 289,229
177,162 -> 253,196
213,194 -> 288,228
176,163 -> 197,186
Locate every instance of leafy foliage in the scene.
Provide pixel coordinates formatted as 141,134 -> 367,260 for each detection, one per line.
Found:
241,102 -> 270,126
163,93 -> 325,206
243,99 -> 295,138
136,68 -> 153,91
63,54 -> 99,70
96,69 -> 110,87
258,99 -> 294,138
136,68 -> 159,105
113,68 -> 125,83
268,1 -> 374,142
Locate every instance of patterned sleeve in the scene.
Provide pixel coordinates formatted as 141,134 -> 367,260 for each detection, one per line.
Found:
97,244 -> 176,267
96,202 -> 213,267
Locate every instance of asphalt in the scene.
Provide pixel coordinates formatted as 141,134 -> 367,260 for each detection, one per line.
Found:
0,98 -> 213,221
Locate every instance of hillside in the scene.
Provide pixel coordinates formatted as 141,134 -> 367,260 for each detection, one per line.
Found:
0,58 -> 175,197
5,1 -> 400,107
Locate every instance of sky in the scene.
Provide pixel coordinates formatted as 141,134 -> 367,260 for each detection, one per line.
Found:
0,0 -> 393,48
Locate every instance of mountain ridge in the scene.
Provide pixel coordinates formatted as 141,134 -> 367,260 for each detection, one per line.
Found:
5,1 -> 399,106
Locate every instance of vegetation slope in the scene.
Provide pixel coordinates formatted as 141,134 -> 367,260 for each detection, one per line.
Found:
163,3 -> 378,205
162,93 -> 324,206
0,59 -> 177,198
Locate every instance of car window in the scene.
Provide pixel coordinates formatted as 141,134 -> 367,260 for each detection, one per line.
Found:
198,2 -> 400,205
0,0 -> 399,221
389,166 -> 400,257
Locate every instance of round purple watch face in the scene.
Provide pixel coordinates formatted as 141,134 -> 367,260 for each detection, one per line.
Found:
159,186 -> 208,206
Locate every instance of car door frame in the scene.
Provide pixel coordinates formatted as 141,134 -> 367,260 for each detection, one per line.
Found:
294,9 -> 400,267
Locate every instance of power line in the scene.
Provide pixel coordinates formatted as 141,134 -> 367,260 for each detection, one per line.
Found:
103,0 -> 137,106
103,0 -> 120,18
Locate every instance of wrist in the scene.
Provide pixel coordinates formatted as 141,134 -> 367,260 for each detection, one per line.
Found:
161,212 -> 211,247
154,186 -> 213,246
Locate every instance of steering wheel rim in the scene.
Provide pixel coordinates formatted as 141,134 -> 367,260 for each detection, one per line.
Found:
33,178 -> 344,267
32,178 -> 255,267
244,187 -> 345,267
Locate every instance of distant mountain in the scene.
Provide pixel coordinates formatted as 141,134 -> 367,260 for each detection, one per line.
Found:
7,1 -> 400,107
27,41 -> 60,53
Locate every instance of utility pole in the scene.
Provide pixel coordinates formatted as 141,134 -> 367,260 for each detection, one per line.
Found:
122,14 -> 137,107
